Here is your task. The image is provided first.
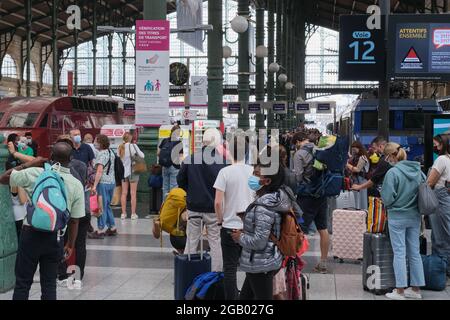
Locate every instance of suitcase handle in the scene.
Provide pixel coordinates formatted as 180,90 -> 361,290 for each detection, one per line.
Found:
187,215 -> 204,261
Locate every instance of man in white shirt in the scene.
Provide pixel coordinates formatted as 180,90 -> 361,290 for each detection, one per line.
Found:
214,135 -> 254,300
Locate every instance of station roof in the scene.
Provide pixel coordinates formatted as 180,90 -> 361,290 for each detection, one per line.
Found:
0,0 -> 424,51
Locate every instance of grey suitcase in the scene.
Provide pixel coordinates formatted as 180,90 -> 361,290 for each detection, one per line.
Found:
362,233 -> 396,295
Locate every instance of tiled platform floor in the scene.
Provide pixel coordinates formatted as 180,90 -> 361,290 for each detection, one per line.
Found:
1,217 -> 449,300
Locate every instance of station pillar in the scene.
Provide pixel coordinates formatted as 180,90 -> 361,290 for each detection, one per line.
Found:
267,0 -> 275,131
0,137 -> 18,293
255,2 -> 265,131
237,0 -> 250,130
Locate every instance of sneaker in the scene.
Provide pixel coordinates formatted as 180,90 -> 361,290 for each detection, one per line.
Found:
385,289 -> 406,300
88,231 -> 105,239
131,214 -> 138,220
121,214 -> 127,220
72,280 -> 83,290
57,279 -> 69,288
105,228 -> 118,236
404,288 -> 422,299
313,261 -> 328,274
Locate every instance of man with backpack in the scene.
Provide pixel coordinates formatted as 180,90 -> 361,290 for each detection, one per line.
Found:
292,131 -> 330,274
0,142 -> 85,300
159,125 -> 183,201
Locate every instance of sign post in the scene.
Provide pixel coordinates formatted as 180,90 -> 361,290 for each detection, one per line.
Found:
135,20 -> 170,126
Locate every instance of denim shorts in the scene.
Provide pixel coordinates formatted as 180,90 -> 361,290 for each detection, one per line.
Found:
123,173 -> 140,183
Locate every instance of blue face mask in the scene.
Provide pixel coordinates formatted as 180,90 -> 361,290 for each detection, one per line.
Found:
73,135 -> 82,144
248,175 -> 262,191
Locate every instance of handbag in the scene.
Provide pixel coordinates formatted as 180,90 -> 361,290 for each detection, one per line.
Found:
418,172 -> 438,216
367,196 -> 387,233
148,175 -> 163,189
90,194 -> 103,218
129,144 -> 147,174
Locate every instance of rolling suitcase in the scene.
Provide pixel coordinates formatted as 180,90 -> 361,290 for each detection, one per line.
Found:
332,209 -> 366,262
362,233 -> 395,295
174,216 -> 211,300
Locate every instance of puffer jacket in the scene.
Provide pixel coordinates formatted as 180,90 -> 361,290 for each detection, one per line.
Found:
239,186 -> 300,273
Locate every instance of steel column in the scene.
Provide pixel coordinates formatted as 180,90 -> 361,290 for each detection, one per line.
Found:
378,0 -> 390,139
267,0 -> 275,130
255,3 -> 265,130
52,0 -> 58,96
25,0 -> 32,97
122,34 -> 127,98
92,0 -> 97,96
74,28 -> 78,96
207,0 -> 223,122
238,0 -> 250,130
108,33 -> 113,97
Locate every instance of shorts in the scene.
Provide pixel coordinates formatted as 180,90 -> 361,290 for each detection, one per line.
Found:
123,173 -> 140,183
297,196 -> 327,232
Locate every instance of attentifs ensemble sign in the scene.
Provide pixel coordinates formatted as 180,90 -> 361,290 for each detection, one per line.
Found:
135,20 -> 170,126
389,14 -> 450,81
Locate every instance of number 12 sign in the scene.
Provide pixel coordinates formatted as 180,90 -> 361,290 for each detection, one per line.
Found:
339,15 -> 385,81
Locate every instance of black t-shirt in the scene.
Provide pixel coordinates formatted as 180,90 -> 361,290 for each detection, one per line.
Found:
369,157 -> 392,197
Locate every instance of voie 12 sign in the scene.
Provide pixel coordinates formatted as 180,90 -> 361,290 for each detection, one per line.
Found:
339,15 -> 385,81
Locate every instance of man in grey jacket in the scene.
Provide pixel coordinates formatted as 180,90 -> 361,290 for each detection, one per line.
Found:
292,131 -> 330,274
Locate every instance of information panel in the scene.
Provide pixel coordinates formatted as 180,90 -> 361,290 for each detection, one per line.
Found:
388,14 -> 450,81
339,15 -> 385,81
248,102 -> 262,114
227,102 -> 241,114
295,103 -> 310,114
272,102 -> 287,114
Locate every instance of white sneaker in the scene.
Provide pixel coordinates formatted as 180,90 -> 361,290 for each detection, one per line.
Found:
385,289 -> 406,300
404,288 -> 422,299
57,279 -> 69,288
72,280 -> 83,290
131,214 -> 138,220
121,214 -> 127,220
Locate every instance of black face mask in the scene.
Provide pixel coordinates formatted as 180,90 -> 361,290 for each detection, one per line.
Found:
433,147 -> 440,155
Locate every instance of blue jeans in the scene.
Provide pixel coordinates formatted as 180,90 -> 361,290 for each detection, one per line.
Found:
162,165 -> 179,201
388,214 -> 425,288
429,188 -> 450,274
97,183 -> 116,230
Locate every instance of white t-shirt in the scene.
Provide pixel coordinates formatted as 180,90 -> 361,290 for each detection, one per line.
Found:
213,163 -> 255,230
432,155 -> 450,188
11,194 -> 27,222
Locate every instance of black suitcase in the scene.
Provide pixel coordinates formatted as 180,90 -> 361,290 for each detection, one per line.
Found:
362,233 -> 396,295
174,216 -> 211,300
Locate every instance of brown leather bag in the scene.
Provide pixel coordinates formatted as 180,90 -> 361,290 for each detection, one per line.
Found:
270,209 -> 304,257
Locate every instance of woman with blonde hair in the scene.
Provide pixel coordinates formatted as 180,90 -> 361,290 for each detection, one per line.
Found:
118,132 -> 145,220
380,142 -> 425,300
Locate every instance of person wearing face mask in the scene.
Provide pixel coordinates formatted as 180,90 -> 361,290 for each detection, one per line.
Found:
346,141 -> 370,210
70,129 -> 95,167
231,161 -> 300,300
292,131 -> 330,274
17,136 -> 34,157
380,143 -> 426,300
213,135 -> 254,300
25,132 -> 38,157
427,134 -> 450,277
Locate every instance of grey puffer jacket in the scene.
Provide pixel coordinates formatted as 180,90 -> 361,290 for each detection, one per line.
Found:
239,186 -> 300,273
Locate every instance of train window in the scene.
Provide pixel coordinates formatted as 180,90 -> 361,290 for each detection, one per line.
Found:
39,114 -> 49,128
51,115 -> 59,128
6,113 -> 38,128
404,112 -> 424,130
0,112 -> 4,123
361,111 -> 378,130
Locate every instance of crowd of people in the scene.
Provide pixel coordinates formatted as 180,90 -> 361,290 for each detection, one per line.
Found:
158,125 -> 450,300
1,129 -> 145,299
1,123 -> 449,301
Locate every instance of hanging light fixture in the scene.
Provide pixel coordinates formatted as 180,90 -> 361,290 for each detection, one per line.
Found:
285,82 -> 294,90
278,73 -> 288,83
268,62 -> 280,73
230,15 -> 249,33
255,45 -> 268,58
223,46 -> 232,59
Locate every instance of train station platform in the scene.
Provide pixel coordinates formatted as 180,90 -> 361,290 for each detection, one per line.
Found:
1,217 -> 449,301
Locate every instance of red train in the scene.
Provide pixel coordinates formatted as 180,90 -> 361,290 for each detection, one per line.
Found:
0,96 -> 134,158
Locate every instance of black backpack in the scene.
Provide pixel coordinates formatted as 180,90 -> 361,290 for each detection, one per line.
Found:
106,149 -> 124,186
159,138 -> 174,168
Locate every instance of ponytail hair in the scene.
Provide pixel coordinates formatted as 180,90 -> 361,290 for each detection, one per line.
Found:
384,142 -> 407,161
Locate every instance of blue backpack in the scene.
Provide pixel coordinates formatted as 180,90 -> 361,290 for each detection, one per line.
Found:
26,163 -> 70,232
297,136 -> 349,198
421,254 -> 448,291
185,272 -> 225,300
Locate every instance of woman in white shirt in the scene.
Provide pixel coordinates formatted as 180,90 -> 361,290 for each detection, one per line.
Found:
427,134 -> 450,276
118,132 -> 145,220
11,186 -> 28,239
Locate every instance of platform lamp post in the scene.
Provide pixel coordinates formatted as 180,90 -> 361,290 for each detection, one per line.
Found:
254,1 -> 266,131
267,0 -> 276,131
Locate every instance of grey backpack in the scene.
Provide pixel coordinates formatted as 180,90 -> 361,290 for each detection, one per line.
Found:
418,172 -> 438,216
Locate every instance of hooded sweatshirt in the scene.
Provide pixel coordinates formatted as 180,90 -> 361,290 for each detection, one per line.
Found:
293,142 -> 315,183
380,160 -> 425,217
